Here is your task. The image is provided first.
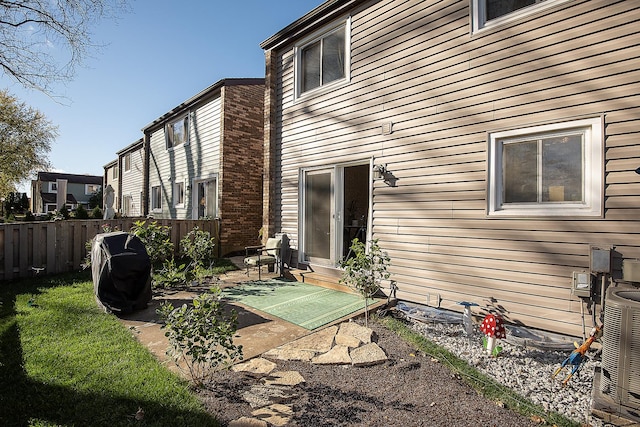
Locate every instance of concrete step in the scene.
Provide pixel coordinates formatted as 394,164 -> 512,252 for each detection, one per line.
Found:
290,270 -> 357,295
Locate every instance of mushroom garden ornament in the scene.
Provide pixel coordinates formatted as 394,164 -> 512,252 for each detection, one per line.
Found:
480,313 -> 506,356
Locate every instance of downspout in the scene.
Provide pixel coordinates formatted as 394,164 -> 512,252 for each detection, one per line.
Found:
142,133 -> 150,216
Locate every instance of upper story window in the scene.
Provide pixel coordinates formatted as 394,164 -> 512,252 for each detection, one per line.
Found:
166,115 -> 189,149
124,153 -> 131,172
85,184 -> 100,195
295,19 -> 350,98
112,166 -> 118,179
487,117 -> 603,217
49,182 -> 57,193
472,0 -> 565,33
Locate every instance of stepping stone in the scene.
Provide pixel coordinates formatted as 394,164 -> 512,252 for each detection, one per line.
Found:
311,344 -> 351,365
264,371 -> 305,386
243,384 -> 296,408
337,322 -> 374,345
229,417 -> 268,427
350,342 -> 387,366
232,358 -> 277,377
252,403 -> 293,427
287,325 -> 338,353
263,346 -> 316,362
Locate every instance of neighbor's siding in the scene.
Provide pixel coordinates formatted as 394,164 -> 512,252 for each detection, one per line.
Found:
269,0 -> 640,336
148,96 -> 222,220
219,84 -> 265,254
104,164 -> 120,212
120,145 -> 144,217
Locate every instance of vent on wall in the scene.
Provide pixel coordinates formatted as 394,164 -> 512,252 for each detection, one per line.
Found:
595,287 -> 640,422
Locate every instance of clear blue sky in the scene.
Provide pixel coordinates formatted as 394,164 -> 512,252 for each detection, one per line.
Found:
1,0 -> 323,193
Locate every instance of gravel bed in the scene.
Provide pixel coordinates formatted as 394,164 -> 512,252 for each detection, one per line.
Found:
407,317 -> 597,425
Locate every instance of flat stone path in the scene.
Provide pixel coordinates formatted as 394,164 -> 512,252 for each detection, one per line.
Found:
229,321 -> 387,426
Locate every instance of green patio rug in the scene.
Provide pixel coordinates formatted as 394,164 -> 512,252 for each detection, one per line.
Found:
221,279 -> 375,330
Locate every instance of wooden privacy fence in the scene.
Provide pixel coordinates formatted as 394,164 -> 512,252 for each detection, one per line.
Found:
0,218 -> 221,281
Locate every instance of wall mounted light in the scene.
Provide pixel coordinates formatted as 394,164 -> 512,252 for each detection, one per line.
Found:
635,166 -> 640,175
373,163 -> 387,180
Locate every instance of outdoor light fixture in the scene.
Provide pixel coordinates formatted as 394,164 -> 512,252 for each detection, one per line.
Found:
373,163 -> 387,180
635,166 -> 640,175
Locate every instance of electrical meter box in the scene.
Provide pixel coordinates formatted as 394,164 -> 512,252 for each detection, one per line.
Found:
590,247 -> 611,273
622,259 -> 640,283
572,271 -> 592,298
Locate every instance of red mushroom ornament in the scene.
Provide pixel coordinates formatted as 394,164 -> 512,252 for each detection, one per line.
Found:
480,314 -> 506,356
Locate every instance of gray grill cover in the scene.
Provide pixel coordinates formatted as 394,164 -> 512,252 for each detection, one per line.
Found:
91,231 -> 152,313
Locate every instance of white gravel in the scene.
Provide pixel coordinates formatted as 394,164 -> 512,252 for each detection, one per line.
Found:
404,316 -> 597,425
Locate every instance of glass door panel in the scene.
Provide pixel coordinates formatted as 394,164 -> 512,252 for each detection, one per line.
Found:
303,169 -> 334,265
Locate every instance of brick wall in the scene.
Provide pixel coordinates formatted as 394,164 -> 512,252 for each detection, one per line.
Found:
219,83 -> 265,255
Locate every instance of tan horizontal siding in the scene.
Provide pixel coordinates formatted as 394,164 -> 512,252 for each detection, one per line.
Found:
270,0 -> 640,337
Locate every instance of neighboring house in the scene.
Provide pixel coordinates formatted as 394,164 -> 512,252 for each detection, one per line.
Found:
103,159 -> 120,213
261,0 -> 640,337
116,139 -> 145,217
31,172 -> 102,213
143,78 -> 264,255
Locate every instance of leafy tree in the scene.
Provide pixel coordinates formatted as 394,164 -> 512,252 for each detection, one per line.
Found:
158,288 -> 242,387
339,238 -> 391,327
88,187 -> 103,209
19,192 -> 28,212
73,204 -> 89,219
130,220 -> 174,268
0,91 -> 56,197
0,0 -> 129,96
2,191 -> 25,216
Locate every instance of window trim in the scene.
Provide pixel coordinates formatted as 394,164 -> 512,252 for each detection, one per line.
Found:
124,153 -> 131,172
294,17 -> 351,100
487,117 -> 603,218
173,181 -> 185,208
471,0 -> 569,33
122,194 -> 132,216
85,184 -> 100,195
151,185 -> 162,212
49,182 -> 57,193
165,114 -> 190,150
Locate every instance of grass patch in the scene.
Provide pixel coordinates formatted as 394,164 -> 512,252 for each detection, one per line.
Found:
0,271 -> 219,427
380,316 -> 581,427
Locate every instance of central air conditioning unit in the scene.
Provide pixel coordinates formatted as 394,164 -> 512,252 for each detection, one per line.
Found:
592,287 -> 640,423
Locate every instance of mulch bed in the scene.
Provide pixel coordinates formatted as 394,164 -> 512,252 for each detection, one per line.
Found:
198,319 -> 540,427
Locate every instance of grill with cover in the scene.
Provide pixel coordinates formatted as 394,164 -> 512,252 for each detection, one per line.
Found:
91,231 -> 152,314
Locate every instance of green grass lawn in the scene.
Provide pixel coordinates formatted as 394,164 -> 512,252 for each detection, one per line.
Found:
0,271 -> 219,427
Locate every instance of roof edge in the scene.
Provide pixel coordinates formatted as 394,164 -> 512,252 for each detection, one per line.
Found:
260,0 -> 362,50
141,77 -> 264,133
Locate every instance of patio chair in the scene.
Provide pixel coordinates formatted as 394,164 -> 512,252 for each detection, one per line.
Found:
244,236 -> 283,280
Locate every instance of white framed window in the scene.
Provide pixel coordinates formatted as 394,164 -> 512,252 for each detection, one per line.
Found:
193,177 -> 217,219
85,184 -> 100,195
166,115 -> 189,149
471,0 -> 568,33
295,18 -> 350,99
124,153 -> 131,172
487,117 -> 603,217
151,186 -> 162,211
49,182 -> 57,193
112,166 -> 118,179
122,195 -> 132,216
173,181 -> 185,207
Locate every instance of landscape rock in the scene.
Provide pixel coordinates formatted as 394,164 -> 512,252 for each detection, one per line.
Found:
228,417 -> 268,427
350,342 -> 387,366
311,344 -> 351,365
337,321 -> 374,344
251,403 -> 293,427
263,370 -> 305,387
232,357 -> 277,377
